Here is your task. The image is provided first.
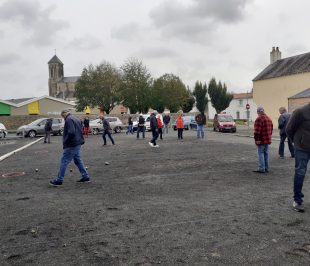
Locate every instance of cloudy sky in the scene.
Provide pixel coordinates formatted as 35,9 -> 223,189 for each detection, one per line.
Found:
1,0 -> 310,99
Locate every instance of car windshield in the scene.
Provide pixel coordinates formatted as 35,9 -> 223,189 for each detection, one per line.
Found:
183,116 -> 193,122
29,119 -> 45,125
218,116 -> 233,122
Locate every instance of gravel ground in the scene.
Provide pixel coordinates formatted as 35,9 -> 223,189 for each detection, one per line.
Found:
0,129 -> 310,266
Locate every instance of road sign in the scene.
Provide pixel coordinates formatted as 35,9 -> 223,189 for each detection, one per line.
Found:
246,103 -> 250,110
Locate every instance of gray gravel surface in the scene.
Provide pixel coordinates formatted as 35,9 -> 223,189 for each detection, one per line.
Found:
0,130 -> 309,265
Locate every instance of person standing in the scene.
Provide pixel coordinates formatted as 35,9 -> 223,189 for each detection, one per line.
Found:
149,112 -> 159,147
163,113 -> 171,134
176,113 -> 184,140
44,118 -> 53,144
253,107 -> 273,173
126,116 -> 133,134
278,107 -> 294,158
137,114 -> 145,139
101,115 -> 115,146
49,110 -> 90,186
195,112 -> 207,139
83,116 -> 90,138
157,115 -> 163,140
286,103 -> 310,212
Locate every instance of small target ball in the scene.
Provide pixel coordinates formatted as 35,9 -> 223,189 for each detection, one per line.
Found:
70,169 -> 73,172
85,166 -> 88,170
35,169 -> 38,172
105,162 -> 110,165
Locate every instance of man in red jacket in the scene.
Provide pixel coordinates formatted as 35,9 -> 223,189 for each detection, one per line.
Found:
253,107 -> 273,173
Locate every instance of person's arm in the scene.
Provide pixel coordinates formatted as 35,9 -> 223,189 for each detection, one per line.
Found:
286,109 -> 302,142
278,115 -> 285,130
254,118 -> 261,144
66,119 -> 76,136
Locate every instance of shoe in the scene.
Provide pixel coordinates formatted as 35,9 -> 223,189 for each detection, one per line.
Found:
253,170 -> 265,173
279,156 -> 284,159
154,145 -> 160,148
293,201 -> 304,212
102,144 -> 107,146
148,142 -> 154,147
44,141 -> 47,143
77,177 -> 91,183
49,180 -> 63,186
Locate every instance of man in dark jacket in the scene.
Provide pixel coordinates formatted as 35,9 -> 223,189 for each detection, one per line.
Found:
149,112 -> 159,147
50,110 -> 90,186
286,103 -> 310,212
163,114 -> 171,134
44,118 -> 53,144
137,114 -> 145,139
278,107 -> 294,158
195,112 -> 207,139
253,107 -> 273,173
101,115 -> 115,145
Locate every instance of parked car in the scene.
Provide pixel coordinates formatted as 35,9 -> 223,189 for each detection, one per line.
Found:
172,115 -> 195,130
213,113 -> 236,133
0,122 -> 8,138
89,117 -> 124,135
16,118 -> 64,138
132,114 -> 149,132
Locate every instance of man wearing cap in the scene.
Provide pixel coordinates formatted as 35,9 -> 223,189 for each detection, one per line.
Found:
50,110 -> 90,186
253,107 -> 273,173
286,103 -> 310,212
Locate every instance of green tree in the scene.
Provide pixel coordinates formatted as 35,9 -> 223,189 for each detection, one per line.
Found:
152,73 -> 187,113
208,78 -> 233,113
75,62 -> 121,114
182,88 -> 195,113
120,58 -> 152,114
193,81 -> 208,113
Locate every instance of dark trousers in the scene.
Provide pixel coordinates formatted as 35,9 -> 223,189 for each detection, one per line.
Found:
137,126 -> 145,138
177,128 -> 183,139
44,131 -> 51,143
151,130 -> 158,145
158,128 -> 163,140
102,130 -> 115,145
294,149 -> 310,204
279,134 -> 294,157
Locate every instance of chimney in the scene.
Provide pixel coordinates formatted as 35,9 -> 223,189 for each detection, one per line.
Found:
270,46 -> 282,64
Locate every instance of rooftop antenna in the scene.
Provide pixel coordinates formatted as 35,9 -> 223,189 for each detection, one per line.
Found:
54,49 -> 56,55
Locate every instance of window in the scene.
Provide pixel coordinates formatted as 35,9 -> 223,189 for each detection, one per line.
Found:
239,99 -> 243,106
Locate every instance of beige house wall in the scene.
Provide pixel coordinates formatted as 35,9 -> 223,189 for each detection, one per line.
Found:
11,105 -> 28,116
38,98 -> 76,115
288,97 -> 310,113
253,72 -> 310,124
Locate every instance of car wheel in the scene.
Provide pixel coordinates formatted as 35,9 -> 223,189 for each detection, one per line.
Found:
114,126 -> 121,133
92,128 -> 99,135
59,128 -> 63,136
28,130 -> 36,138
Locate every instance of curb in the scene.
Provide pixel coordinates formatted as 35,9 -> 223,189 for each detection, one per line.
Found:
0,137 -> 44,162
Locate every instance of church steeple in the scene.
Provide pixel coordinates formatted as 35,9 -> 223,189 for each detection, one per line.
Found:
48,55 -> 64,97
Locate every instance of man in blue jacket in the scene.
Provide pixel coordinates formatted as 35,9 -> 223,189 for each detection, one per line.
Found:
50,110 -> 90,186
278,107 -> 294,158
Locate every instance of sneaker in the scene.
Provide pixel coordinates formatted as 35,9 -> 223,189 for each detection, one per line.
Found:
154,145 -> 160,148
293,201 -> 304,212
49,180 -> 63,186
148,142 -> 154,147
279,156 -> 284,159
252,170 -> 265,173
77,177 -> 91,183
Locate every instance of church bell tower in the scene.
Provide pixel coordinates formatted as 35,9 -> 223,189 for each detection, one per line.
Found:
48,55 -> 64,97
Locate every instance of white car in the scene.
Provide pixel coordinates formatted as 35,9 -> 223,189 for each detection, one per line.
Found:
0,122 -> 8,138
89,117 -> 124,135
133,114 -> 163,132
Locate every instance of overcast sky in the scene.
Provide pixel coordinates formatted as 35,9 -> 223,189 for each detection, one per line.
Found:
1,0 -> 310,99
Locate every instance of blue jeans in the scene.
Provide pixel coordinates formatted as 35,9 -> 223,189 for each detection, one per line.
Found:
294,149 -> 310,204
164,124 -> 169,134
102,130 -> 115,145
151,130 -> 158,145
57,145 -> 89,182
137,126 -> 145,138
126,125 -> 133,134
257,144 -> 269,172
197,125 -> 204,138
279,134 -> 294,157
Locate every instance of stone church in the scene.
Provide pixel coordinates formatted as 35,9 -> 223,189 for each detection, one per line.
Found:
48,55 -> 79,102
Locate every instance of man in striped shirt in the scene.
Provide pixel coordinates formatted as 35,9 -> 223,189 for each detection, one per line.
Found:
253,107 -> 273,173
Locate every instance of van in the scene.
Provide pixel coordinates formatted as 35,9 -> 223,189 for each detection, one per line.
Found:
213,113 -> 236,133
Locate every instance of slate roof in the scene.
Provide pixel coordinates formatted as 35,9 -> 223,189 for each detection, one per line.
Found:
288,88 -> 310,99
60,76 -> 80,83
253,52 -> 310,81
48,55 -> 63,65
6,97 -> 35,104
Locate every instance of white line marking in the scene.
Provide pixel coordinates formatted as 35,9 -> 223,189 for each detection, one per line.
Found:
0,137 -> 44,162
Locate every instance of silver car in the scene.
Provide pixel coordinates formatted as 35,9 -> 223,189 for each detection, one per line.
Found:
16,118 -> 64,138
89,117 -> 124,135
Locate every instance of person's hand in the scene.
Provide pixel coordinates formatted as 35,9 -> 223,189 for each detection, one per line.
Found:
255,140 -> 261,145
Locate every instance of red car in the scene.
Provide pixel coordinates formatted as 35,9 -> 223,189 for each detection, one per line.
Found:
213,113 -> 236,133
